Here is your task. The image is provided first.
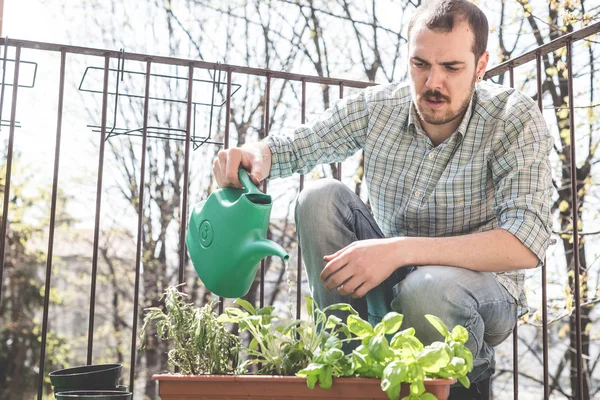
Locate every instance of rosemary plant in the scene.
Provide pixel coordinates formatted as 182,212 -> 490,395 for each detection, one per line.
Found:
140,285 -> 239,375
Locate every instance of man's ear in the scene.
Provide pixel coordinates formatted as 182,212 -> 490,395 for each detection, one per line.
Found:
476,51 -> 490,79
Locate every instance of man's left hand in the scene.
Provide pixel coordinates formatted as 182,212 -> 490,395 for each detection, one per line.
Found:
320,238 -> 405,298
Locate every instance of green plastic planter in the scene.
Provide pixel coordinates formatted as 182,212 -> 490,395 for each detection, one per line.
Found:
54,391 -> 132,400
49,364 -> 122,392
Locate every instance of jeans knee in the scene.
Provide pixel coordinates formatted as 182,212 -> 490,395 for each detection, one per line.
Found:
391,267 -> 479,344
295,178 -> 347,229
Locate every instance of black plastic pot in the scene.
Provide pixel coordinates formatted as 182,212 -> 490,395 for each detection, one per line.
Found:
49,364 -> 122,391
54,391 -> 132,400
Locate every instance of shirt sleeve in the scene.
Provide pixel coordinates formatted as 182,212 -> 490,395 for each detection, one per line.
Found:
261,89 -> 370,179
490,99 -> 553,263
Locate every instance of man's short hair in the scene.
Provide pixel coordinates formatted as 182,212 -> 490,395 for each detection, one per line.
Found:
408,0 -> 489,60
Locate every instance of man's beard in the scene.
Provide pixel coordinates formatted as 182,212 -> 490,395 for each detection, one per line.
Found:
415,77 -> 476,126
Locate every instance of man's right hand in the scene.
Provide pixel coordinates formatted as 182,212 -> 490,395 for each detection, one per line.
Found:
212,142 -> 272,188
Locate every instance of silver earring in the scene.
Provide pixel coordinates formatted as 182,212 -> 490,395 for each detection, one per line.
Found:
477,76 -> 482,81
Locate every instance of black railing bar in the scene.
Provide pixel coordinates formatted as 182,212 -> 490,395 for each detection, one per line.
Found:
536,50 -> 550,400
0,38 -> 9,131
337,83 -> 344,181
219,70 -> 232,314
219,69 -> 233,315
178,64 -> 194,286
224,70 -> 232,150
485,21 -> 600,78
87,55 -> 111,364
0,45 -> 20,304
508,65 -> 519,400
297,79 -> 306,321
0,38 -> 377,90
567,38 -> 585,400
129,60 -> 152,394
260,74 -> 271,309
37,49 -> 66,400
106,50 -> 124,141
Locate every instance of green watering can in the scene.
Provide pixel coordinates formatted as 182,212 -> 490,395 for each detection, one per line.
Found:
186,168 -> 290,298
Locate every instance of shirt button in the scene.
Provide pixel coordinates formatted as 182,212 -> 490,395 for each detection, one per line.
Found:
428,152 -> 435,159
409,223 -> 415,229
458,200 -> 465,206
414,190 -> 421,197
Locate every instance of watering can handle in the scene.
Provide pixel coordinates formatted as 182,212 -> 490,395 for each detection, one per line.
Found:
238,168 -> 262,194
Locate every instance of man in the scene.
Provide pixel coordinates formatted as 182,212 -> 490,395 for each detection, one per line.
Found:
212,0 -> 552,393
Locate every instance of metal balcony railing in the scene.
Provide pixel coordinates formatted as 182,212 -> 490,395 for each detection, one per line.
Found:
1,20 -> 600,399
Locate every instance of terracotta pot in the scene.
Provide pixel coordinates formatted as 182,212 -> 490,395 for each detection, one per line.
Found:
152,374 -> 454,400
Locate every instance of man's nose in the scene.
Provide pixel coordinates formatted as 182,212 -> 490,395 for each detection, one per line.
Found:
425,68 -> 444,90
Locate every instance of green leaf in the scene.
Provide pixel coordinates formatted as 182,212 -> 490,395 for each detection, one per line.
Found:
410,380 -> 425,396
408,361 -> 424,381
234,298 -> 257,315
325,315 -> 343,329
368,335 -> 392,362
384,383 -> 401,400
450,342 -> 473,371
424,314 -> 450,338
458,376 -> 471,389
370,362 -> 385,379
374,322 -> 386,336
421,393 -> 438,400
216,313 -> 236,323
324,335 -> 342,351
351,350 -> 369,370
381,360 -> 406,390
348,315 -> 374,337
449,325 -> 469,344
324,348 -> 344,363
418,343 -> 451,373
449,357 -> 467,375
307,374 -> 318,389
249,337 -> 259,351
257,306 -> 276,316
318,365 -> 333,389
390,329 -> 423,353
224,307 -> 247,318
297,363 -> 323,377
323,302 -> 359,315
382,312 -> 404,335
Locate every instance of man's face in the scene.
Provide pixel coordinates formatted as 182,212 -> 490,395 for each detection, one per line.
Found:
408,20 -> 488,134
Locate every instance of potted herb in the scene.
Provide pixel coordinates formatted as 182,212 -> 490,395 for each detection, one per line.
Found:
147,286 -> 471,400
140,285 -> 239,375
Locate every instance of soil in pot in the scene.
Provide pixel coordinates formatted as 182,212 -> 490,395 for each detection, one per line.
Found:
49,364 -> 122,392
54,391 -> 132,400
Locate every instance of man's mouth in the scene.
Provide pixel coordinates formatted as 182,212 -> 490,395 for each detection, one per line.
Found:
420,90 -> 450,110
424,97 -> 446,109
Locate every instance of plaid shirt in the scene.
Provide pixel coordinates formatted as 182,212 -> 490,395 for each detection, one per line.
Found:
263,81 -> 553,316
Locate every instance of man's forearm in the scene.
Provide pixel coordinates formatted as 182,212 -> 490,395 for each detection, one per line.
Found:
392,229 -> 539,272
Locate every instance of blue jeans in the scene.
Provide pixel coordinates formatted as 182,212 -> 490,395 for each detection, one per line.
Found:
295,179 -> 517,383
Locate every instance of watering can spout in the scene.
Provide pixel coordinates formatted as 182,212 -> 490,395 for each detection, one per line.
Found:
251,239 -> 290,262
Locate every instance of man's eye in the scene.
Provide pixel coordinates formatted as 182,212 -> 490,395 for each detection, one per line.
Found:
413,62 -> 426,68
445,66 -> 459,72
